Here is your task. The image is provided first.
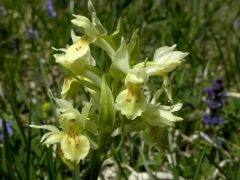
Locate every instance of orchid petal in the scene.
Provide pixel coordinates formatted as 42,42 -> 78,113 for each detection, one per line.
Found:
29,124 -> 59,132
60,135 -> 90,163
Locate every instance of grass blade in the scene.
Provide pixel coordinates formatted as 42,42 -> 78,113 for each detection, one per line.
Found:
193,146 -> 206,180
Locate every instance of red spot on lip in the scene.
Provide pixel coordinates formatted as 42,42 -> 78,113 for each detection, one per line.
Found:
75,46 -> 81,51
127,99 -> 131,102
75,143 -> 80,149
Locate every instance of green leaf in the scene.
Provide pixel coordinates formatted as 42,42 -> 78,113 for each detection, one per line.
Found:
193,146 -> 207,180
88,0 -> 107,35
69,70 -> 101,92
110,18 -> 123,48
109,64 -> 126,80
87,0 -> 95,14
128,29 -> 140,66
85,65 -> 103,77
98,75 -> 116,133
92,12 -> 107,35
112,38 -> 130,74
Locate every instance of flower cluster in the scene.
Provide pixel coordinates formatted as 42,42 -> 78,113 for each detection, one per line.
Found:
203,79 -> 227,125
30,0 -> 188,168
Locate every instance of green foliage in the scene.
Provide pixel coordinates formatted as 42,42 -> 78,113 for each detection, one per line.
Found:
98,75 -> 115,133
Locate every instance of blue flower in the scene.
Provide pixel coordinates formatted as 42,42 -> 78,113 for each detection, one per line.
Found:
203,113 -> 224,125
203,79 -> 227,125
206,99 -> 222,111
0,119 -> 14,140
46,0 -> 57,18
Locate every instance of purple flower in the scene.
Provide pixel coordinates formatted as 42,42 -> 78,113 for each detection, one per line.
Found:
206,99 -> 222,110
211,115 -> 224,125
26,28 -> 40,40
203,78 -> 227,125
203,113 -> 211,125
203,113 -> 224,126
205,79 -> 227,109
0,119 -> 14,140
46,0 -> 57,18
212,79 -> 224,93
205,87 -> 214,96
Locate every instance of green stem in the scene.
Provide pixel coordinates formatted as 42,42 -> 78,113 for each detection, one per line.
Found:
168,128 -> 179,180
94,38 -> 115,58
84,132 -> 108,180
85,70 -> 102,88
26,106 -> 32,180
89,153 -> 102,180
72,165 -> 80,180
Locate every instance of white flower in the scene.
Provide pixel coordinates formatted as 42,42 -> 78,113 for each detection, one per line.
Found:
136,44 -> 188,76
142,103 -> 183,126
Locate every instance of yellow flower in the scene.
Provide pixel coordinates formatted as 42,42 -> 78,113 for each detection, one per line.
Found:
116,67 -> 148,120
30,98 -> 91,164
53,33 -> 92,76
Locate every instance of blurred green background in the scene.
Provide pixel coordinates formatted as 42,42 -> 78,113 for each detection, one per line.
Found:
0,0 -> 240,179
